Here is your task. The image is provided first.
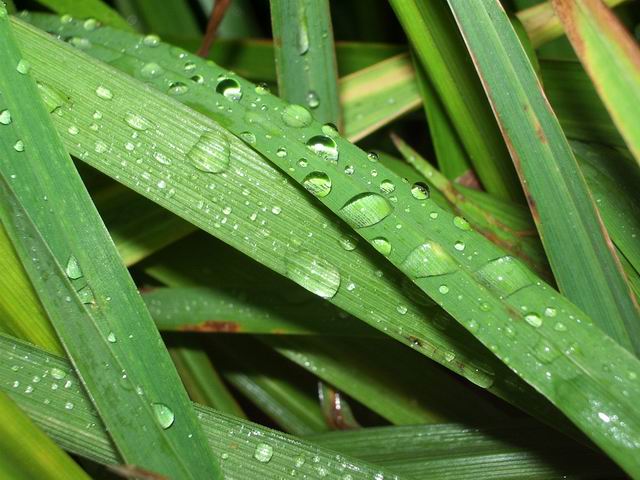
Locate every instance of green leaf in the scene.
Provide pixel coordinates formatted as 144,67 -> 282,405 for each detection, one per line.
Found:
551,0 -> 640,165
445,0 -> 640,353
270,0 -> 341,127
389,0 -> 522,201
33,0 -> 132,31
0,391 -> 90,480
0,11 -> 219,478
0,334 -> 405,480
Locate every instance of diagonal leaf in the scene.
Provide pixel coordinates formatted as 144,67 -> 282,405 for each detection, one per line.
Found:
552,0 -> 640,165
33,0 -> 132,31
445,0 -> 640,353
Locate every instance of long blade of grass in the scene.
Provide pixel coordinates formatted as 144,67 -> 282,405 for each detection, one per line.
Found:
0,11 -> 219,478
552,0 -> 640,165
308,420 -> 623,479
270,0 -> 341,127
445,0 -> 640,352
32,0 -> 132,31
389,0 -> 522,201
518,0 -> 628,48
0,391 -> 90,480
15,14 -> 532,407
127,0 -> 199,38
0,334 -> 405,480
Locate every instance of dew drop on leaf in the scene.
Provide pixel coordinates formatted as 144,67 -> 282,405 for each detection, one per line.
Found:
142,34 -> 160,47
303,171 -> 332,198
16,59 -> 31,74
340,193 -> 392,228
254,443 -> 273,463
453,216 -> 471,231
188,130 -> 230,173
168,81 -> 189,95
410,182 -> 430,200
0,109 -> 11,125
306,135 -> 339,162
65,255 -> 83,280
402,241 -> 457,278
216,78 -> 242,101
525,313 -> 543,328
306,90 -> 320,109
371,237 -> 391,256
152,402 -> 175,429
124,112 -> 153,131
285,250 -> 340,299
281,104 -> 312,128
140,62 -> 164,79
95,85 -> 113,100
379,180 -> 395,194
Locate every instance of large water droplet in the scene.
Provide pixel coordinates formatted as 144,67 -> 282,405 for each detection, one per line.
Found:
525,313 -> 542,328
453,216 -> 471,231
254,443 -> 273,463
50,367 -> 66,380
303,172 -> 332,197
285,250 -> 340,299
124,112 -> 153,131
298,21 -> 310,55
0,109 -> 11,125
306,135 -> 338,162
216,78 -> 242,101
143,34 -> 161,47
402,241 -> 457,278
340,193 -> 392,228
152,402 -> 175,429
16,59 -> 31,75
168,81 -> 189,95
475,256 -> 534,297
371,238 -> 391,256
410,182 -> 430,200
187,130 -> 230,174
140,62 -> 164,79
95,85 -> 113,100
65,255 -> 83,279
282,104 -> 312,128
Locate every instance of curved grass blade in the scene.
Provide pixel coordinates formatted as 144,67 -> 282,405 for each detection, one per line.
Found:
169,346 -> 246,417
389,0 -> 522,201
270,0 -> 341,127
309,420 -> 623,479
552,0 -> 640,165
32,0 -> 132,31
518,0 -> 627,48
13,15 -> 533,406
0,391 -> 90,480
446,0 -> 640,353
0,12 -> 219,478
0,334 -> 405,480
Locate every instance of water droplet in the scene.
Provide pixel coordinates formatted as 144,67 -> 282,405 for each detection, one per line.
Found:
271,206 -> 282,215
344,165 -> 354,175
107,332 -> 117,343
303,171 -> 332,198
295,456 -> 306,468
83,18 -> 98,30
68,37 -> 92,49
554,322 -> 567,332
534,339 -> 560,363
475,256 -> 534,297
51,367 -> 66,380
168,81 -> 189,95
306,90 -> 320,109
371,237 -> 391,256
16,59 -> 31,74
396,304 -> 408,315
454,241 -> 465,251
65,255 -> 83,279
254,83 -> 270,95
453,216 -> 471,231
188,130 -> 230,173
321,123 -> 339,137
339,235 -> 358,251
340,193 -> 392,228
367,152 -> 379,162
298,22 -> 310,55
480,302 -> 491,312
77,285 -> 95,304
402,241 -> 457,278
298,158 -> 308,168
239,131 -> 256,144
191,74 -> 204,84
544,307 -> 557,317
410,182 -> 430,200
95,85 -> 113,100
285,250 -> 340,299
0,109 -> 11,125
152,403 -> 175,429
124,112 -> 153,131
254,443 -> 273,463
281,104 -> 312,128
306,135 -> 338,162
276,147 -> 288,158
216,78 -> 242,101
67,125 -> 79,135
13,140 -> 24,152
525,313 -> 542,328
379,180 -> 395,194
439,285 -> 449,294
143,34 -> 160,47
153,151 -> 171,165
65,401 -> 74,410
140,62 -> 164,79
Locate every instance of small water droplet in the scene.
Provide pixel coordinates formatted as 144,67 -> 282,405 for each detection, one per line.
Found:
65,401 -> 74,410
453,216 -> 471,231
77,285 -> 95,304
295,456 -> 306,468
340,193 -> 392,228
14,140 -> 25,152
339,235 -> 358,251
254,443 -> 273,463
439,285 -> 450,294
298,21 -> 310,55
286,250 -> 340,299
143,34 -> 161,47
95,85 -> 113,100
271,206 -> 282,215
379,180 -> 395,194
544,307 -> 557,317
67,125 -> 79,135
306,135 -> 339,162
188,130 -> 230,173
367,152 -> 379,162
534,339 -> 560,363
153,151 -> 171,165
51,367 -> 66,380
525,313 -> 542,328
239,131 -> 256,144
554,322 -> 567,332
65,255 -> 83,279
396,304 -> 408,315
124,112 -> 153,131
410,182 -> 430,200
371,237 -> 391,256
276,147 -> 288,158
454,241 -> 465,251
83,18 -> 98,30
303,171 -> 332,197
321,123 -> 339,137
168,81 -> 189,95
0,109 -> 11,125
152,402 -> 175,429
306,90 -> 320,109
16,59 -> 31,74
107,332 -> 117,343
282,104 -> 312,128
216,78 -> 242,101
254,83 -> 270,95
140,62 -> 164,79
